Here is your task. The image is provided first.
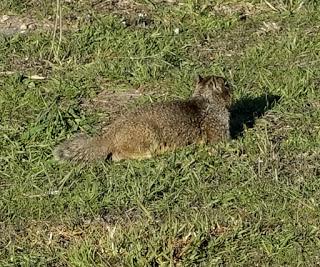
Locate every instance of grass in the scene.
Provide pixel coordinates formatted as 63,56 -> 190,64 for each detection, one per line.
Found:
0,0 -> 320,266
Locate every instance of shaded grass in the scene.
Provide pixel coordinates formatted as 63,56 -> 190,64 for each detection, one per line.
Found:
1,1 -> 320,266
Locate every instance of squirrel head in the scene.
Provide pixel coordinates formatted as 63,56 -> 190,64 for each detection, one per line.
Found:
193,75 -> 232,109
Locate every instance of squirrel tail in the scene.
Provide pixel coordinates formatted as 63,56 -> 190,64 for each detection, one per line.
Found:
53,133 -> 111,162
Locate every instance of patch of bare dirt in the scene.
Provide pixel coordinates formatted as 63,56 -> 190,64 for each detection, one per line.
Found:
208,2 -> 270,18
192,22 -> 259,63
0,14 -> 53,35
89,0 -> 175,13
209,1 -> 307,18
193,19 -> 282,65
92,0 -> 155,28
209,224 -> 229,236
172,232 -> 194,263
5,56 -> 52,78
0,14 -> 55,77
0,213 -> 135,251
91,0 -> 148,13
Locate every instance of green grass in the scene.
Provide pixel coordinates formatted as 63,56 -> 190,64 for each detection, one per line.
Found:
1,0 -> 320,266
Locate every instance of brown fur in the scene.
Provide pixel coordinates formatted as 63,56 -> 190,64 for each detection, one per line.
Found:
54,75 -> 232,162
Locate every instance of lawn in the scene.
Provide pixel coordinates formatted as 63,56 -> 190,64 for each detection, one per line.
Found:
0,0 -> 319,266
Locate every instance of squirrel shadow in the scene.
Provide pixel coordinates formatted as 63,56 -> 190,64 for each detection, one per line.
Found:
230,94 -> 280,138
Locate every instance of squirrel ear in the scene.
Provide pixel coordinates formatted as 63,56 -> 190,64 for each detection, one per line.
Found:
197,75 -> 203,83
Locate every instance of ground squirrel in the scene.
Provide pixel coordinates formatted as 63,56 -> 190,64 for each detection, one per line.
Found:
54,75 -> 232,162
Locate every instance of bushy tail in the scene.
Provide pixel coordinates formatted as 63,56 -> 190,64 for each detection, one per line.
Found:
53,134 -> 111,162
